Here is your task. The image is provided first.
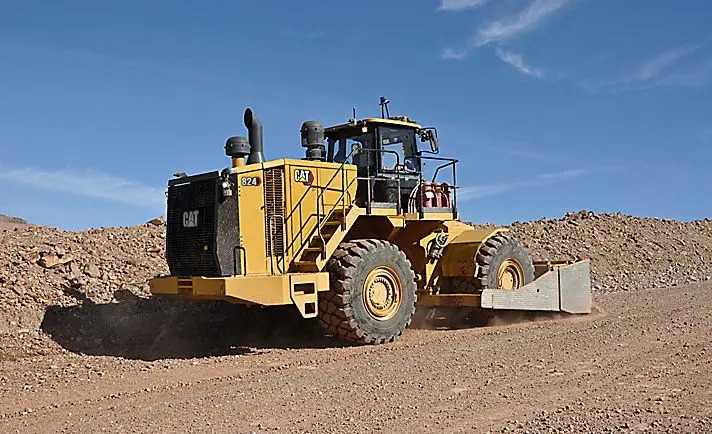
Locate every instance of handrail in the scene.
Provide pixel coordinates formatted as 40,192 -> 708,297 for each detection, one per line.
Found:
232,245 -> 247,276
419,155 -> 459,219
313,147 -> 404,257
278,146 -> 359,271
284,145 -> 358,225
275,146 -> 459,272
312,146 -> 363,259
267,214 -> 286,275
427,156 -> 458,181
315,176 -> 358,258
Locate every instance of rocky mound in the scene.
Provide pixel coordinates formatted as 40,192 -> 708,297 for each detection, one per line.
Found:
0,221 -> 169,359
0,214 -> 32,231
509,211 -> 712,292
0,211 -> 711,360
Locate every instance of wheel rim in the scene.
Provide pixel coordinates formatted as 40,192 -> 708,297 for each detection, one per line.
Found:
497,259 -> 525,290
363,266 -> 402,321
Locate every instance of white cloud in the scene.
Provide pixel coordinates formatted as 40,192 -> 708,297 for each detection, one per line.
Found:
441,47 -> 469,60
636,45 -> 702,81
441,0 -> 570,61
438,0 -> 489,12
459,168 -> 587,201
536,168 -> 586,180
581,44 -> 711,92
475,0 -> 570,46
495,47 -> 545,77
0,166 -> 165,210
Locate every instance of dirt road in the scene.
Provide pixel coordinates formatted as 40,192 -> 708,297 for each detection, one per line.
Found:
1,282 -> 710,433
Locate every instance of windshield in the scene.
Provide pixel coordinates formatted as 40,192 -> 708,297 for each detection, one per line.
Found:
326,125 -> 422,174
327,130 -> 375,166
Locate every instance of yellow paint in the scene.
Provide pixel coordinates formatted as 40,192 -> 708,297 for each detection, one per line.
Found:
236,167 -> 268,274
150,273 -> 329,312
327,118 -> 422,131
362,117 -> 422,128
403,211 -> 458,221
440,226 -> 505,277
164,147 -> 520,307
283,159 -> 357,263
449,226 -> 507,244
289,273 -> 329,318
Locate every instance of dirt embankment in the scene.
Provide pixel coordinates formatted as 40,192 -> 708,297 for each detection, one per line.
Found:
0,220 -> 166,359
510,210 -> 712,292
1,211 -> 711,360
0,215 -> 32,231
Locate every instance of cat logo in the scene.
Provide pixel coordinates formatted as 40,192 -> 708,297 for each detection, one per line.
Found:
294,169 -> 314,185
182,210 -> 199,228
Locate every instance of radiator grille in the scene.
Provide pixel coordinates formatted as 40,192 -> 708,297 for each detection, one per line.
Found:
166,174 -> 218,276
264,168 -> 285,257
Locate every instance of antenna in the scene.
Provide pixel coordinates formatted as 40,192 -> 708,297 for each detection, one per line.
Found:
379,96 -> 390,118
352,107 -> 357,120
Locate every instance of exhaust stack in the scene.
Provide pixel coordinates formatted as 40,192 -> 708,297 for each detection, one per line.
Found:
244,108 -> 264,164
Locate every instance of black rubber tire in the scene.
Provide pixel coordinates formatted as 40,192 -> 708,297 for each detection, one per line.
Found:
319,239 -> 417,345
476,234 -> 535,289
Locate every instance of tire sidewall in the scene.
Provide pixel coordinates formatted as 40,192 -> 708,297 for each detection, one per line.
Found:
347,245 -> 416,337
485,241 -> 535,289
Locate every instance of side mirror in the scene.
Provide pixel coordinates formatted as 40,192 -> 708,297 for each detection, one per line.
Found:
419,129 -> 439,154
429,133 -> 439,154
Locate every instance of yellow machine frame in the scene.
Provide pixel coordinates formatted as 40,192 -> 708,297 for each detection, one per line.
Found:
150,115 -> 591,320
150,153 -> 501,316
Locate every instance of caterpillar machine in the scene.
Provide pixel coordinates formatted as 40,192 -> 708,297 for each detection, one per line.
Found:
150,98 -> 591,344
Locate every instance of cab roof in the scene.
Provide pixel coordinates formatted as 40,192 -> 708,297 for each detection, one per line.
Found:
325,116 -> 422,135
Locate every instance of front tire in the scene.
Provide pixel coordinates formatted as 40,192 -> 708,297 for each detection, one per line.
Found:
319,239 -> 417,344
476,233 -> 535,289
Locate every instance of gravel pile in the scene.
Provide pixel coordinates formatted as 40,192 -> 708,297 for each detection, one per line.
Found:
0,220 -> 170,359
509,210 -> 712,292
1,210 -> 711,359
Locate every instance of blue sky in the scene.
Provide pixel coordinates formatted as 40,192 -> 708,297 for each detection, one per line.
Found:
1,0 -> 711,229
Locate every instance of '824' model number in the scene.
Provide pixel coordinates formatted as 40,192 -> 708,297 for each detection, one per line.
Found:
241,176 -> 261,186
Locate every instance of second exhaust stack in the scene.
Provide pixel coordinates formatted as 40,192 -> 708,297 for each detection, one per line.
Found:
244,108 -> 264,164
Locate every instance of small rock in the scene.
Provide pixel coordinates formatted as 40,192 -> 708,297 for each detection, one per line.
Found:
38,253 -> 73,269
69,261 -> 81,276
84,262 -> 101,278
147,216 -> 166,226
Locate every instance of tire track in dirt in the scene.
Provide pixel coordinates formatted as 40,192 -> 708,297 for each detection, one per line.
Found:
1,283 -> 710,433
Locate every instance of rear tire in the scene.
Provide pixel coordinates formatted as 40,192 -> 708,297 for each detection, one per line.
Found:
476,234 -> 535,289
319,239 -> 417,344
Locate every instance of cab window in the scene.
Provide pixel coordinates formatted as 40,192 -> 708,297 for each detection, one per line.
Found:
378,126 -> 418,172
327,132 -> 376,168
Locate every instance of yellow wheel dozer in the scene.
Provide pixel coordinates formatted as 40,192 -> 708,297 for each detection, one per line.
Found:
149,102 -> 591,345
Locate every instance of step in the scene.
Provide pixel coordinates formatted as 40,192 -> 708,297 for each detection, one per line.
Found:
310,233 -> 332,244
322,220 -> 342,227
293,261 -> 319,271
303,247 -> 324,254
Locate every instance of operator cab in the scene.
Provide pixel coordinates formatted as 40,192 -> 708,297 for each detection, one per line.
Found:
325,113 -> 450,215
